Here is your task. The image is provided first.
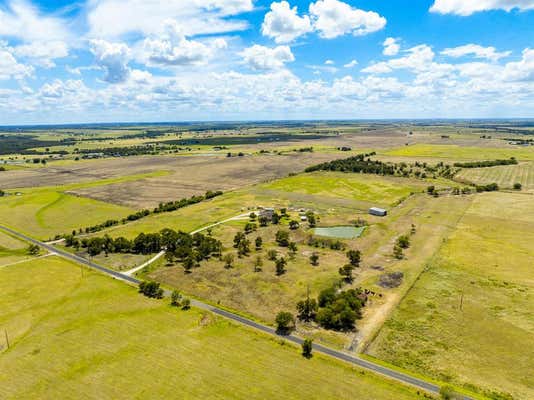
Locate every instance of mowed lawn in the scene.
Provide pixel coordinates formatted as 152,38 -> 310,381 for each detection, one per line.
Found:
385,144 -> 534,161
260,172 -> 424,208
0,258 -> 425,400
455,161 -> 534,190
367,192 -> 534,399
0,189 -> 134,240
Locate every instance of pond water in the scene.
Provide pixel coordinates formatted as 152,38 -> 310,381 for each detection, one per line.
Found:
313,226 -> 365,239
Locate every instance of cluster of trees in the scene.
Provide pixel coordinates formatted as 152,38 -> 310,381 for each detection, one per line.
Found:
475,183 -> 499,192
307,236 -> 346,251
153,190 -> 222,214
68,191 -> 223,236
296,286 -> 367,331
453,158 -> 517,168
339,250 -> 361,282
66,229 -> 222,267
77,145 -> 173,157
138,282 -> 192,310
0,166 -> 5,171
305,153 -> 457,180
305,153 -> 397,175
0,189 -> 5,197
393,234 -> 411,259
27,244 -> 40,255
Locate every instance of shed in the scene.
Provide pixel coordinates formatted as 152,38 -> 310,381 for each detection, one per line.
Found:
369,207 -> 387,217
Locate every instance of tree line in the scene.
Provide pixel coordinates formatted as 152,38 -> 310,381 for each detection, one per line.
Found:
453,158 -> 517,168
61,190 -> 223,237
66,228 -> 222,263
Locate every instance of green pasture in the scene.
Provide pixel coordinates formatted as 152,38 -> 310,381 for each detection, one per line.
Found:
260,172 -> 423,208
367,192 -> 534,399
0,256 -> 425,400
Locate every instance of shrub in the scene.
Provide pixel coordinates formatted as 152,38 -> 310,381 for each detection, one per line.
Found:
139,281 -> 164,299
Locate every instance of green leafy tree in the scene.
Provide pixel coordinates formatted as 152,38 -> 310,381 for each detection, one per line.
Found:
296,297 -> 318,322
397,235 -> 410,249
27,244 -> 40,256
275,257 -> 287,276
139,281 -> 164,299
289,220 -> 300,230
259,216 -> 269,227
267,249 -> 278,261
223,253 -> 235,269
233,232 -> 246,248
346,249 -> 361,267
307,213 -> 316,228
310,252 -> 319,266
339,264 -> 355,283
275,230 -> 290,247
237,238 -> 251,257
302,338 -> 313,358
271,212 -> 280,225
393,245 -> 403,259
255,236 -> 263,250
288,242 -> 298,259
171,290 -> 182,306
254,255 -> 263,272
181,298 -> 191,310
275,311 -> 295,335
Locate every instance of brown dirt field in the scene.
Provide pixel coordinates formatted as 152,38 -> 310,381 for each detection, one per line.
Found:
67,153 -> 350,208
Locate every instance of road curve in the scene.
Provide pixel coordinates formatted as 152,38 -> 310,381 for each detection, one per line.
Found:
0,224 -> 471,399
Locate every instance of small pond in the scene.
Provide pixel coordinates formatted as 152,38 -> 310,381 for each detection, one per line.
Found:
313,226 -> 365,239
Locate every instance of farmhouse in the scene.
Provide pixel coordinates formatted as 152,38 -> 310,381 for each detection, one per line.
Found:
369,207 -> 387,217
259,207 -> 275,219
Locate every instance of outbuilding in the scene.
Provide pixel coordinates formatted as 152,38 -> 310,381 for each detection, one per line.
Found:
369,207 -> 387,217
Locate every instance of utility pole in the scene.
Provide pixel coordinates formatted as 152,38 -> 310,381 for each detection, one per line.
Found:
4,329 -> 9,349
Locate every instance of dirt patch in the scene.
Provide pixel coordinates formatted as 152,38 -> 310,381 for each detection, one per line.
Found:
378,272 -> 404,289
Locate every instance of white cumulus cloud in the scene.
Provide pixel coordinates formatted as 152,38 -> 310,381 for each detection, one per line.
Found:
441,44 -> 511,61
87,0 -> 253,38
90,39 -> 131,83
262,1 -> 312,43
240,44 -> 295,70
142,20 -> 223,67
383,37 -> 400,56
309,0 -> 386,39
430,0 -> 534,16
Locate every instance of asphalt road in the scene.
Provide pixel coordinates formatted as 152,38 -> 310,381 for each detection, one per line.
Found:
0,224 -> 472,399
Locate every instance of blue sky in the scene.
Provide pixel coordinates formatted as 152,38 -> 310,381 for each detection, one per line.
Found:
0,0 -> 534,124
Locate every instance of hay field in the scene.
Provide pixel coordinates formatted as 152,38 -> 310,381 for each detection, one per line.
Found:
367,192 -> 534,399
455,162 -> 534,190
0,257 -> 425,400
384,144 -> 534,161
260,172 -> 425,208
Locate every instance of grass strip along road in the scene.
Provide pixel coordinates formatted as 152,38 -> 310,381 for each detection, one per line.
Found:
0,224 -> 472,399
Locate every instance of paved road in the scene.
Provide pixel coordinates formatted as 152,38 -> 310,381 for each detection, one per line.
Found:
0,224 -> 472,399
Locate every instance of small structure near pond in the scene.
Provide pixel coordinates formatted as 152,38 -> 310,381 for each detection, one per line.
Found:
369,207 -> 387,217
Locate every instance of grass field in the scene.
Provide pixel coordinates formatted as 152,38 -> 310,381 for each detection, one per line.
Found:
0,257 -> 427,400
455,162 -> 534,190
367,192 -> 534,399
0,189 -> 134,240
260,172 -> 424,208
0,231 -> 32,265
384,144 -> 534,161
